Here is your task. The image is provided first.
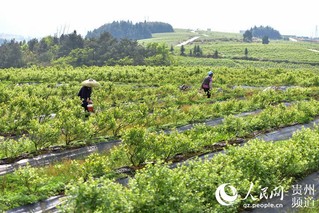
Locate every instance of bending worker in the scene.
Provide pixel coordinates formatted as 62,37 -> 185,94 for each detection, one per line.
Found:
78,85 -> 92,112
201,71 -> 213,98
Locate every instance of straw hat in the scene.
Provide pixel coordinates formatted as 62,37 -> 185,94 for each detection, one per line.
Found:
81,79 -> 100,87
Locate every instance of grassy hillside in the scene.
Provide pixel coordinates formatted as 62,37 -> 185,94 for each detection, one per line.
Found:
139,28 -> 319,67
139,28 -> 242,46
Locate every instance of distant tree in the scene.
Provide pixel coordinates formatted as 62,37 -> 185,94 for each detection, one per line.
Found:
243,30 -> 253,42
38,38 -> 49,53
262,36 -> 270,44
244,48 -> 248,58
193,45 -> 202,57
180,45 -> 186,56
27,38 -> 38,52
251,25 -> 281,39
57,30 -> 84,58
86,20 -> 174,40
213,50 -> 219,58
34,36 -> 59,65
199,46 -> 203,56
115,39 -> 145,65
170,45 -> 174,53
144,42 -> 173,66
0,39 -> 24,68
146,21 -> 174,33
0,25 -> 176,67
90,32 -> 117,66
53,48 -> 95,67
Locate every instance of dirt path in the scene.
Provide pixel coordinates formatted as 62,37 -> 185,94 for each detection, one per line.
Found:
308,49 -> 319,53
0,140 -> 121,176
176,36 -> 200,46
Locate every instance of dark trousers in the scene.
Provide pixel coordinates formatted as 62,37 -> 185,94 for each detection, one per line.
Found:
81,100 -> 89,111
203,88 -> 211,98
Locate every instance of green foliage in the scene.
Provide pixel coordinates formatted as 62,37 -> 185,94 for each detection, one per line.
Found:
62,177 -> 132,213
64,126 -> 319,212
0,31 -> 177,68
122,127 -> 150,166
244,48 -> 248,57
28,119 -> 60,152
243,30 -> 253,42
144,42 -> 173,66
82,153 -> 112,178
3,65 -> 319,211
0,40 -> 24,68
3,27 -> 319,68
213,50 -> 219,58
251,25 -> 282,39
57,107 -> 91,146
0,136 -> 34,159
262,36 -> 270,44
180,45 -> 186,56
0,164 -> 53,210
193,45 -> 203,57
130,163 -> 205,213
2,66 -> 319,159
57,31 -> 84,58
15,164 -> 48,194
0,160 -> 85,211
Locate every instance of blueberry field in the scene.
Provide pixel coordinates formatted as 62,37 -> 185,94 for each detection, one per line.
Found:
2,30 -> 319,212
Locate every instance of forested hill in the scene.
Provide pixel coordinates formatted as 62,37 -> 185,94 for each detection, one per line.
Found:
86,21 -> 174,40
251,26 -> 282,39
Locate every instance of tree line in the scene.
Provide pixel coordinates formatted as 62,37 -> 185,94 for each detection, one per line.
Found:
86,21 -> 174,40
0,31 -> 174,68
243,25 -> 282,42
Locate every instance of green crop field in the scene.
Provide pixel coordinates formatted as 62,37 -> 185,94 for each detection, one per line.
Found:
139,29 -> 242,46
141,29 -> 319,65
1,29 -> 319,212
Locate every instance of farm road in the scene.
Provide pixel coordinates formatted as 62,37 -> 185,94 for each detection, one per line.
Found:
176,36 -> 200,47
0,140 -> 121,176
6,195 -> 64,213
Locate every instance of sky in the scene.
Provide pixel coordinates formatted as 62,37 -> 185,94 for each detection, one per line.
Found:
1,0 -> 319,38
